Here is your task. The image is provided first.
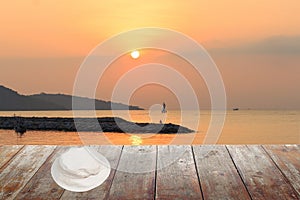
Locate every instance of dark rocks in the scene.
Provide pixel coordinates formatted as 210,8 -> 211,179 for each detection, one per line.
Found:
0,117 -> 194,134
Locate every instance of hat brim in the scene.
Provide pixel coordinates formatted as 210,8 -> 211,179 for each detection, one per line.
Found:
51,152 -> 111,192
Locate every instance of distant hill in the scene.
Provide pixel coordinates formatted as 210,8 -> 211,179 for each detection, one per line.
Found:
0,85 -> 143,111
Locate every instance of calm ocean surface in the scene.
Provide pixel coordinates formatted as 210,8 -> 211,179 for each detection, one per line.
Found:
0,110 -> 299,145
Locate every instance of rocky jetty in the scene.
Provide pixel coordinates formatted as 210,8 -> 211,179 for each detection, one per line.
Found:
0,117 -> 194,134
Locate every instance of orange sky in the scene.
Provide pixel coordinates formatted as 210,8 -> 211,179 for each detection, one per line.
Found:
1,0 -> 300,57
0,1 -> 300,109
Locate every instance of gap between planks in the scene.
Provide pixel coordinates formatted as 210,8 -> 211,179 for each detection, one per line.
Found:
225,145 -> 253,199
0,145 -> 25,173
227,145 -> 299,199
0,146 -> 56,199
191,146 -> 205,200
262,145 -> 300,198
1,145 -> 299,200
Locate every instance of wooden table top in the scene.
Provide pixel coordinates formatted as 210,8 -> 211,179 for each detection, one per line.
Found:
0,145 -> 299,199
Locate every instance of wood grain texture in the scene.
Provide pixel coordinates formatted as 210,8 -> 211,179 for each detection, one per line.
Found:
0,145 -> 23,172
227,145 -> 299,200
263,145 -> 300,198
60,145 -> 124,200
108,146 -> 157,200
15,146 -> 67,200
0,145 -> 55,200
156,146 -> 202,200
0,145 -> 299,200
193,145 -> 250,200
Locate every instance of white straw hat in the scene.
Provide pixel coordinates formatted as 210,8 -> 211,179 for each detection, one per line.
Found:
51,147 -> 111,192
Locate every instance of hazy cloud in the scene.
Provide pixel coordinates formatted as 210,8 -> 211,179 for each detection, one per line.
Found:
210,35 -> 300,55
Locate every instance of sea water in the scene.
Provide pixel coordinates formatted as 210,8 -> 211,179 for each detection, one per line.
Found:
0,110 -> 299,144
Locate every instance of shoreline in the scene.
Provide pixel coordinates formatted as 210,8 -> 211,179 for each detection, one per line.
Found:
0,116 -> 194,134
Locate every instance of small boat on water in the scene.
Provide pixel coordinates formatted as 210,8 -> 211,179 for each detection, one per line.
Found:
233,108 -> 239,111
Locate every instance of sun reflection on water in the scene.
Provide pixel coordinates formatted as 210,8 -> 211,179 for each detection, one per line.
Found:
129,135 -> 143,145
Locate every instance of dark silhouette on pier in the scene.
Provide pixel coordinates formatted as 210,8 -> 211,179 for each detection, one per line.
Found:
162,102 -> 167,113
14,117 -> 27,137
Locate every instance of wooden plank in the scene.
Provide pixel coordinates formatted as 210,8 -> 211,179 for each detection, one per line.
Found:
0,145 -> 55,200
227,145 -> 299,200
15,146 -> 67,200
263,145 -> 300,197
156,146 -> 202,199
108,146 -> 156,199
0,145 -> 23,172
60,145 -> 123,200
193,145 -> 250,200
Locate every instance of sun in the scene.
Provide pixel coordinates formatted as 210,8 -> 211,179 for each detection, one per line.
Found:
130,50 -> 140,59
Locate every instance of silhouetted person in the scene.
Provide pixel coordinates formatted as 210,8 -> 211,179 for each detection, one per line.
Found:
14,117 -> 26,137
162,102 -> 167,113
